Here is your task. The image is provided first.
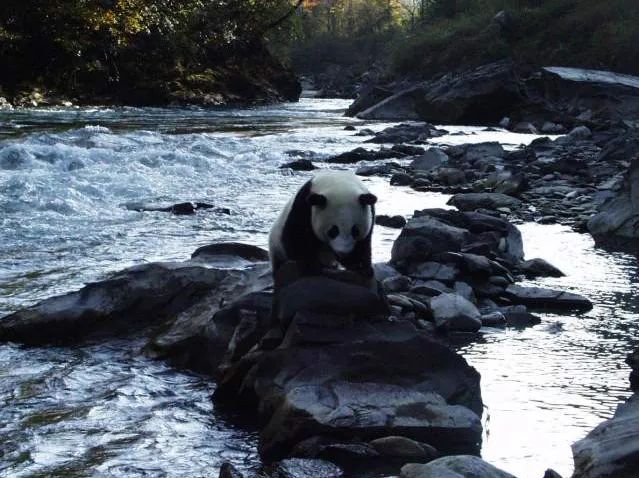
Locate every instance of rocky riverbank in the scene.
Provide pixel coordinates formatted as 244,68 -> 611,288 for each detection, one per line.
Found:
294,63 -> 639,249
1,186 -> 599,478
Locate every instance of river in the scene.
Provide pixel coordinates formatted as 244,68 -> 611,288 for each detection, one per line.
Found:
0,99 -> 637,478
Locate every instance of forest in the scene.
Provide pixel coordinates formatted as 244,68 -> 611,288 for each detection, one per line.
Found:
1,0 -> 638,105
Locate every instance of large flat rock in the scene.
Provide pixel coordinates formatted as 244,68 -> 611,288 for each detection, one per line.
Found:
217,315 -> 483,462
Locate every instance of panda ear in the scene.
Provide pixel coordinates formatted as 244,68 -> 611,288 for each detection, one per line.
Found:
359,193 -> 377,206
307,193 -> 327,208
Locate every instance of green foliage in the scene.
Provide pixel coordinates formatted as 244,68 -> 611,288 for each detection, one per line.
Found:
390,0 -> 639,77
0,0 -> 298,99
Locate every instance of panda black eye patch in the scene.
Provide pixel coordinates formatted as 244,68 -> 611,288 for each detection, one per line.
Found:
327,225 -> 339,239
351,225 -> 360,238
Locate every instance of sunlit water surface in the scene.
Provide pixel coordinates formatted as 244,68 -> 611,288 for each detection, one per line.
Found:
0,99 -> 637,477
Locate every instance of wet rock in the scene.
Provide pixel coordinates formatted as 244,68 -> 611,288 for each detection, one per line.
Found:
191,243 -> 270,263
401,455 -> 517,478
274,275 -> 388,324
407,262 -> 459,282
268,458 -> 343,478
543,470 -> 563,478
376,215 -> 407,228
572,395 -> 639,478
480,311 -> 506,327
326,147 -> 398,164
382,275 -> 412,293
0,96 -> 13,110
518,258 -> 564,278
218,312 -> 483,461
628,348 -> 639,392
356,163 -> 402,177
369,436 -> 439,461
410,148 -> 449,172
126,201 -> 229,215
430,293 -> 482,332
280,159 -> 318,171
588,154 -> 639,243
0,242 -> 272,349
437,168 -> 467,186
0,263 -> 245,345
346,86 -> 394,117
391,209 -> 524,267
365,123 -> 448,144
503,284 -> 593,312
358,60 -> 524,125
391,172 -> 413,186
500,305 -> 541,327
448,193 -> 522,212
219,462 -> 244,478
513,122 -> 538,134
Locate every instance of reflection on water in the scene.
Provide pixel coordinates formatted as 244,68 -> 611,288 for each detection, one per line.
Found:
462,223 -> 638,478
0,100 -> 638,477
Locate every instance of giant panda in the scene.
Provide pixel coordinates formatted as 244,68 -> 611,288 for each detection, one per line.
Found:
269,170 -> 377,278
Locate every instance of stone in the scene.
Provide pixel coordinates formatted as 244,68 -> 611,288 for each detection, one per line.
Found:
588,155 -> 639,243
326,147 -> 398,164
366,123 -> 448,144
382,275 -> 412,293
217,317 -> 483,461
572,395 -> 639,478
268,458 -> 343,478
0,255 -> 269,346
504,284 -> 593,312
191,242 -> 270,263
448,193 -> 522,212
518,258 -> 564,278
274,275 -> 388,323
437,168 -> 467,186
125,201 -> 227,215
369,436 -> 439,461
410,148 -> 449,172
391,172 -> 414,186
219,462 -> 244,478
356,86 -> 425,120
361,60 -> 524,124
356,163 -> 398,176
430,293 -> 482,332
280,159 -> 318,171
407,262 -> 459,282
376,214 -> 407,228
480,311 -> 506,327
513,122 -> 538,134
401,455 -> 517,478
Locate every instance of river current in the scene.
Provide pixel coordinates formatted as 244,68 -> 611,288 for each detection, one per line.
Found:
0,99 -> 637,478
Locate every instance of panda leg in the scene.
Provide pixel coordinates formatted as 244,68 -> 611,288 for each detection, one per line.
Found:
339,238 -> 374,278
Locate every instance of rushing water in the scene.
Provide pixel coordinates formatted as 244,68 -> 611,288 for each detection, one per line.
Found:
0,99 -> 637,478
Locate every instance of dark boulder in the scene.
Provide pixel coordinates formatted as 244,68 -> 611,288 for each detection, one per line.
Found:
357,61 -> 525,125
572,395 -> 639,478
125,201 -> 229,215
325,147 -> 399,164
401,455 -> 517,478
376,215 -> 407,228
588,154 -> 639,244
365,123 -> 448,144
217,311 -> 483,462
280,159 -> 318,171
503,284 -> 592,312
0,243 -> 271,347
448,193 -> 522,212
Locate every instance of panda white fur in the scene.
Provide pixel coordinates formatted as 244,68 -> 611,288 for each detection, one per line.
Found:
269,170 -> 377,277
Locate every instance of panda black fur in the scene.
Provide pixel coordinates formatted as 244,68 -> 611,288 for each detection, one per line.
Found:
269,170 -> 377,277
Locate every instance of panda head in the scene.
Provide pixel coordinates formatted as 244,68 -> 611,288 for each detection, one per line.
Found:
307,171 -> 376,257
